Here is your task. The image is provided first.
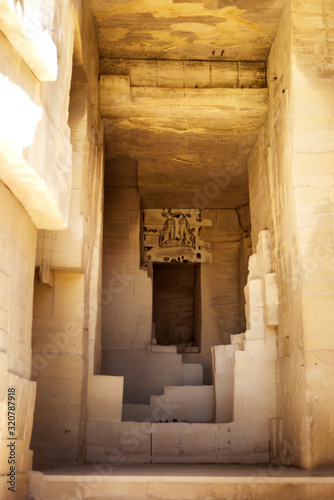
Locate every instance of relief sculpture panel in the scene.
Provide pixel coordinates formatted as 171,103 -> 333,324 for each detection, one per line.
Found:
143,209 -> 212,263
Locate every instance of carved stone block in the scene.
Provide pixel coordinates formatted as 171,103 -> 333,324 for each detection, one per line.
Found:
143,209 -> 212,264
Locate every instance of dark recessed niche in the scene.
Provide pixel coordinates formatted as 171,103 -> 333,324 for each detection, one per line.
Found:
152,263 -> 201,353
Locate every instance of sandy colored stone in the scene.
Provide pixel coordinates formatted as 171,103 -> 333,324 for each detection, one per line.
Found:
0,0 -> 333,494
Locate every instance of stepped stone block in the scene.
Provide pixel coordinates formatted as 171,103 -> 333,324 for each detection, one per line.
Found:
248,230 -> 272,281
182,363 -> 203,385
151,423 -> 217,464
245,279 -> 266,338
243,339 -> 266,350
263,273 -> 279,326
255,231 -> 272,276
150,385 -> 214,423
248,254 -> 259,282
85,421 -> 151,463
248,279 -> 264,308
233,352 -> 277,427
122,404 -> 151,422
102,348 -> 183,404
152,345 -> 177,353
87,375 -> 123,422
231,332 -> 245,349
212,344 -> 239,423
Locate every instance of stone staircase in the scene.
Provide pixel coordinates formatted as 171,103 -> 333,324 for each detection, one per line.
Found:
123,384 -> 214,423
102,345 -> 204,405
121,353 -> 212,422
84,230 -> 281,466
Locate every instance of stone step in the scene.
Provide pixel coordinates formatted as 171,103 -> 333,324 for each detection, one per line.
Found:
102,348 -> 204,405
182,362 -> 203,385
28,465 -> 334,500
122,403 -> 151,422
102,347 -> 184,404
150,385 -> 214,423
84,421 -> 269,464
211,344 -> 240,423
231,332 -> 245,349
123,384 -> 213,423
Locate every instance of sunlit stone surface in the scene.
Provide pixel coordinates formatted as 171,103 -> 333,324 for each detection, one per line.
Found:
0,0 -> 334,499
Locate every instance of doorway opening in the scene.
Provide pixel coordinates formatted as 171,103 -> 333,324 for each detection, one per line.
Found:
152,263 -> 201,353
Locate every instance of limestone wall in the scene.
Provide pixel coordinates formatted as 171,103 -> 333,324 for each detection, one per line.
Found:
31,273 -> 85,469
102,186 -> 153,352
248,0 -> 334,468
290,0 -> 334,468
0,0 -> 73,229
30,0 -> 105,472
2,0 -> 332,481
0,182 -> 37,498
248,1 -> 309,468
0,1 -> 87,495
34,9 -> 105,374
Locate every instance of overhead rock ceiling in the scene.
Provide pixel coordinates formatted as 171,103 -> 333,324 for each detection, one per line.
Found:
100,73 -> 268,208
88,0 -> 286,209
89,0 -> 286,61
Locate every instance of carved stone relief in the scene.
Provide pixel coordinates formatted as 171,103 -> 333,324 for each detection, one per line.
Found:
143,209 -> 212,263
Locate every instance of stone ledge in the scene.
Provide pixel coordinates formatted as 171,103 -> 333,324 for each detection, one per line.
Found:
100,59 -> 267,89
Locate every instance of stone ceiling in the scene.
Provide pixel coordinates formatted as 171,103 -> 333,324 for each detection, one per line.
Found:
88,0 -> 286,61
89,0 -> 287,208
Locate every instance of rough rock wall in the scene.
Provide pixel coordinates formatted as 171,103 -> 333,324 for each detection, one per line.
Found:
0,182 -> 37,498
0,0 -> 91,496
0,0 -> 73,229
102,186 -> 153,352
31,0 -> 105,471
248,0 -> 334,468
289,0 -> 334,469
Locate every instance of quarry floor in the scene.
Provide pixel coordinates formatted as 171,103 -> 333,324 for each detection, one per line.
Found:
29,463 -> 334,500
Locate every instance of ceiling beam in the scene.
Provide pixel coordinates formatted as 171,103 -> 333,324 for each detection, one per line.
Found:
100,59 -> 266,89
99,75 -> 268,134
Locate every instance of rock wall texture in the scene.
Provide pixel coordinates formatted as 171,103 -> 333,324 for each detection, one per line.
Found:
0,0 -> 73,229
31,0 -> 105,473
102,186 -> 153,352
248,0 -> 334,468
0,0 -> 104,487
0,0 -> 81,496
0,182 -> 37,498
0,1 -> 333,495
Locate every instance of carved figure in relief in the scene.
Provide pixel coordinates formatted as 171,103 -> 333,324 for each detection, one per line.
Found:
143,209 -> 212,263
159,214 -> 176,247
159,213 -> 195,248
179,214 -> 195,247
